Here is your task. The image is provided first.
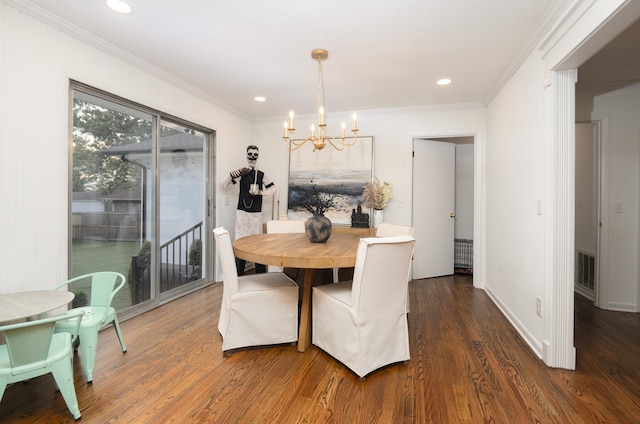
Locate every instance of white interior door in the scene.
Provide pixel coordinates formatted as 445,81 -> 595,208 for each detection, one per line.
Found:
412,139 -> 455,279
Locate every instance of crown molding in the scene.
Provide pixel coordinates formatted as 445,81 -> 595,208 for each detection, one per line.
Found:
483,0 -> 579,105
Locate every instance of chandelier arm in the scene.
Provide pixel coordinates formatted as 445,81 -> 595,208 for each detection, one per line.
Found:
286,139 -> 309,151
289,142 -> 308,151
341,133 -> 359,147
286,134 -> 322,151
326,136 -> 346,151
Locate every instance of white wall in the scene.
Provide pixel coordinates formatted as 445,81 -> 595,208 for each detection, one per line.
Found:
485,51 -> 547,351
0,3 -> 251,292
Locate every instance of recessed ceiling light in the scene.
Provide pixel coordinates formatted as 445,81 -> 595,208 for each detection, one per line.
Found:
437,78 -> 452,86
254,96 -> 266,102
106,0 -> 133,14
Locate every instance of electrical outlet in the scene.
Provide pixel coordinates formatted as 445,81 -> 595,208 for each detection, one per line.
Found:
536,297 -> 542,317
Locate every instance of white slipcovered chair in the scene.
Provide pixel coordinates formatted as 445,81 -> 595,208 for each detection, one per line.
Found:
375,222 -> 415,237
376,222 -> 415,312
312,235 -> 416,379
265,220 -> 306,274
214,227 -> 299,354
265,219 -> 306,234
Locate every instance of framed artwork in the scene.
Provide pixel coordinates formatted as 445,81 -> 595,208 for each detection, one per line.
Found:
287,136 -> 373,224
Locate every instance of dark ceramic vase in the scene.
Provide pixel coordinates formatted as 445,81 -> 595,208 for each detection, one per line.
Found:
305,214 -> 332,243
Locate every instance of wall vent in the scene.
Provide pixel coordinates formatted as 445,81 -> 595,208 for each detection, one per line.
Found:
454,238 -> 473,274
577,250 -> 595,291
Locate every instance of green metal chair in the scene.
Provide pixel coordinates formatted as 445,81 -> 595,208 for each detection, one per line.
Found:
54,272 -> 127,383
0,310 -> 85,420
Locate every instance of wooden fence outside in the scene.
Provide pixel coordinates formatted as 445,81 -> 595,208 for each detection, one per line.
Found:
72,212 -> 142,241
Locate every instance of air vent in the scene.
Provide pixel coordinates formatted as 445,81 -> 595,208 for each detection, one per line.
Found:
454,239 -> 473,274
577,250 -> 595,291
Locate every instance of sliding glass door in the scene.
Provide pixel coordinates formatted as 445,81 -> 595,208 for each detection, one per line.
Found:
70,85 -> 212,315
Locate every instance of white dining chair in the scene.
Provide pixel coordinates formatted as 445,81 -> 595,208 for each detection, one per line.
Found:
312,235 -> 416,380
375,222 -> 415,312
375,222 -> 415,237
265,219 -> 306,234
265,220 -> 306,274
214,227 -> 299,354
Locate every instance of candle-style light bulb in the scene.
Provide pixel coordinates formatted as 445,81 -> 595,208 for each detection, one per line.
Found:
352,113 -> 358,131
283,121 -> 288,138
310,125 -> 315,136
289,110 -> 294,128
319,106 -> 325,126
341,122 -> 346,138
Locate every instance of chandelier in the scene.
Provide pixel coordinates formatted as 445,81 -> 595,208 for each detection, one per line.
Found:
283,49 -> 359,151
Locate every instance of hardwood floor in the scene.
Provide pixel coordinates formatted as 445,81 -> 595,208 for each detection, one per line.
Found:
1,274 -> 639,423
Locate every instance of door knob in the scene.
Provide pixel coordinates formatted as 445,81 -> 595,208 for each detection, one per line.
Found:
449,213 -> 456,218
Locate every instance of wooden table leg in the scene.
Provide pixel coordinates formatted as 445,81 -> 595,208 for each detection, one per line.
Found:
297,268 -> 314,352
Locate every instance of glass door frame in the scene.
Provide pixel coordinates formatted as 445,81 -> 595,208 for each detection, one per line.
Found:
69,81 -> 215,320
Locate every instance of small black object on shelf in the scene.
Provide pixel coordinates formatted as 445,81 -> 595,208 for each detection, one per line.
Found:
351,208 -> 370,228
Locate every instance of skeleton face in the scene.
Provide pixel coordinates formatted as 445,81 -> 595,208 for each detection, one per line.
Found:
246,147 -> 259,167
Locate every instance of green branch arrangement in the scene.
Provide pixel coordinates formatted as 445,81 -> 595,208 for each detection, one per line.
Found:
297,179 -> 341,216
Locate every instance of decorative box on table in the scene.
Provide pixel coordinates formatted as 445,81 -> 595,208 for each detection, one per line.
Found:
351,210 -> 370,228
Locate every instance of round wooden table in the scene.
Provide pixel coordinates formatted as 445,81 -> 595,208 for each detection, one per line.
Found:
233,227 -> 374,351
0,290 -> 75,323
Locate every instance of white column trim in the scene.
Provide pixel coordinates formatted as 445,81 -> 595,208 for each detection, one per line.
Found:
544,69 -> 577,369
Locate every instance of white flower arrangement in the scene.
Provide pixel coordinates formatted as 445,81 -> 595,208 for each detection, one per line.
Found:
362,177 -> 392,210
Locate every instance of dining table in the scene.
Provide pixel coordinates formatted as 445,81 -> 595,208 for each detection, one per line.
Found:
0,290 -> 75,323
233,225 -> 375,352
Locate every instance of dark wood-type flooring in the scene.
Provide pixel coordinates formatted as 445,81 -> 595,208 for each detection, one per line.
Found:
1,274 -> 639,423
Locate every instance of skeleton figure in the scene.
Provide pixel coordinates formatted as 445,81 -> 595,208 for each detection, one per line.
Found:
222,145 -> 276,275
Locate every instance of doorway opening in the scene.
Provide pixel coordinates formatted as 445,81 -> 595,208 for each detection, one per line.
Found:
411,135 -> 475,280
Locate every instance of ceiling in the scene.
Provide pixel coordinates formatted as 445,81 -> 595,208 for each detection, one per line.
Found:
8,0 -> 640,120
576,16 -> 640,95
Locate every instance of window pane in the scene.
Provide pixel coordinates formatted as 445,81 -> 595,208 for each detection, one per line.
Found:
158,121 -> 205,292
71,93 -> 153,310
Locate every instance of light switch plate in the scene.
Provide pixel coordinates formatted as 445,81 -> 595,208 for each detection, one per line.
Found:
614,202 -> 623,213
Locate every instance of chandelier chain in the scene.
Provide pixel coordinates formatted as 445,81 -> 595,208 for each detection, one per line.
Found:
317,58 -> 325,115
283,49 -> 359,151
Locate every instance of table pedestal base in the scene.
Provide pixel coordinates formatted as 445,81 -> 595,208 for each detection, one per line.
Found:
297,269 -> 315,352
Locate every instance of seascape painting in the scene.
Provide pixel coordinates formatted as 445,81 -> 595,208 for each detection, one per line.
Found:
287,136 -> 373,224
